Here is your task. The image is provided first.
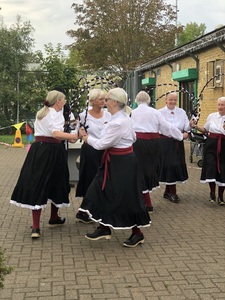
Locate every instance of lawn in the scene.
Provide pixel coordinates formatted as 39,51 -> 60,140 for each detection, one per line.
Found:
0,134 -> 32,146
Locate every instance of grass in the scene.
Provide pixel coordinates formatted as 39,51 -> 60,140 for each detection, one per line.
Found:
0,134 -> 32,146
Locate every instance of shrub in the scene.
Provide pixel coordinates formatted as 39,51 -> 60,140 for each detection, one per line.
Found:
0,248 -> 13,289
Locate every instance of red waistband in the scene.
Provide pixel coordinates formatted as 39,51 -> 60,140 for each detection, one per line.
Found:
136,132 -> 160,139
209,133 -> 225,139
101,146 -> 133,190
35,136 -> 61,144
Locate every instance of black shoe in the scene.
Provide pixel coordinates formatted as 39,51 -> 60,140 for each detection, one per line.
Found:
163,192 -> 171,200
48,216 -> 66,227
76,211 -> 94,224
123,233 -> 144,248
85,226 -> 111,240
169,194 -> 180,203
164,192 -> 179,203
209,193 -> 216,203
146,206 -> 153,213
31,228 -> 41,238
218,197 -> 225,205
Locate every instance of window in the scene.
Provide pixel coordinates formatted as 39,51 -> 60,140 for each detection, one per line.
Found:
206,59 -> 224,88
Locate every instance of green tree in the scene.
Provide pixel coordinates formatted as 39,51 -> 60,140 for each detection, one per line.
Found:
0,15 -> 35,126
67,0 -> 178,81
177,22 -> 206,47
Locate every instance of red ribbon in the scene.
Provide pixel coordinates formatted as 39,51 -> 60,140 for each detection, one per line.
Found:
101,146 -> 133,190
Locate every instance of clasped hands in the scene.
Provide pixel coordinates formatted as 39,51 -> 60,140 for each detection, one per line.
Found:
79,127 -> 88,142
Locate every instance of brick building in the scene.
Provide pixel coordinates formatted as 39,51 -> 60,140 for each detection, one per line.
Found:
125,26 -> 225,126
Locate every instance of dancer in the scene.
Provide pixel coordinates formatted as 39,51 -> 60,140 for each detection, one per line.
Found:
190,96 -> 225,205
10,90 -> 78,238
158,92 -> 190,203
131,91 -> 185,211
79,87 -> 151,248
75,88 -> 111,223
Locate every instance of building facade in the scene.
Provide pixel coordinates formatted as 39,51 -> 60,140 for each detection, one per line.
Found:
125,26 -> 225,126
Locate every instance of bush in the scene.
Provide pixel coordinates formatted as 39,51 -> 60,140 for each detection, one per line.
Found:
0,248 -> 13,289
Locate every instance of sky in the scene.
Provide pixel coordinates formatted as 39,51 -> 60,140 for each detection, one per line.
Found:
0,0 -> 225,54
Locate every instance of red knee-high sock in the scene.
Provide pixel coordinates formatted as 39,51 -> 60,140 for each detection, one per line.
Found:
50,203 -> 59,220
218,186 -> 225,199
99,224 -> 110,230
170,184 -> 176,195
209,182 -> 216,197
32,209 -> 42,229
132,226 -> 142,236
165,185 -> 170,194
143,192 -> 152,207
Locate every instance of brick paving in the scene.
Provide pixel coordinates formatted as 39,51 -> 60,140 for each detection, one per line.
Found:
1,141 -> 225,300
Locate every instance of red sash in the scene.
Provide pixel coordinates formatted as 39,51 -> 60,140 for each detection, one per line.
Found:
35,136 -> 61,144
101,146 -> 133,190
209,133 -> 225,173
136,132 -> 160,139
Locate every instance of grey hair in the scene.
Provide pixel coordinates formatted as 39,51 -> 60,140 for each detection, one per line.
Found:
36,90 -> 65,120
108,88 -> 128,107
135,91 -> 151,105
218,96 -> 225,102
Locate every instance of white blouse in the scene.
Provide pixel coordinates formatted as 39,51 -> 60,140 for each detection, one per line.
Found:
76,110 -> 111,139
158,106 -> 191,132
131,103 -> 183,140
204,112 -> 225,134
34,108 -> 64,136
88,110 -> 136,150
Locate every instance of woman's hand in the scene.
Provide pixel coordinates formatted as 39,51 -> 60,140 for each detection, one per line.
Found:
183,132 -> 189,140
189,119 -> 197,128
79,127 -> 86,137
82,134 -> 88,143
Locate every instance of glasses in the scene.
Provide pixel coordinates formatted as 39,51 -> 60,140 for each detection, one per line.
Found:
105,98 -> 114,102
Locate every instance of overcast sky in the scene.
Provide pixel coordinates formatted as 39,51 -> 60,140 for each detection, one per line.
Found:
0,0 -> 225,54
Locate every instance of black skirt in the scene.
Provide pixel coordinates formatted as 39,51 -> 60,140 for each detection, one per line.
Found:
79,152 -> 151,229
201,136 -> 225,185
75,143 -> 104,197
158,138 -> 188,184
10,141 -> 70,209
133,138 -> 160,192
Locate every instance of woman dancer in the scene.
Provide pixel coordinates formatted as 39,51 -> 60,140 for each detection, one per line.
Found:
79,87 -> 151,248
75,88 -> 111,223
10,90 -> 78,238
158,92 -> 190,203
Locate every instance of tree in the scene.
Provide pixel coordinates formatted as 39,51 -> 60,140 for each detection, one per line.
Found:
177,22 -> 206,47
0,15 -> 35,126
67,0 -> 178,80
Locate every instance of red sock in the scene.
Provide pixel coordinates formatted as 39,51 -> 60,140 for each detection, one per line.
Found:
99,224 -> 110,230
170,184 -> 176,195
143,192 -> 152,207
32,209 -> 42,229
209,182 -> 216,197
50,203 -> 59,220
132,226 -> 142,236
218,186 -> 225,199
165,185 -> 170,194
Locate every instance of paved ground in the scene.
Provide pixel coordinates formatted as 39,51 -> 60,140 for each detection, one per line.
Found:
1,141 -> 225,300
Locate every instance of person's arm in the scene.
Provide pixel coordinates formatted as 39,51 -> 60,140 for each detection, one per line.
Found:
52,130 -> 79,143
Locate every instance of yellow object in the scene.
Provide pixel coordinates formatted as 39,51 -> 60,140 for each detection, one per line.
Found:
12,122 -> 25,130
12,129 -> 24,148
